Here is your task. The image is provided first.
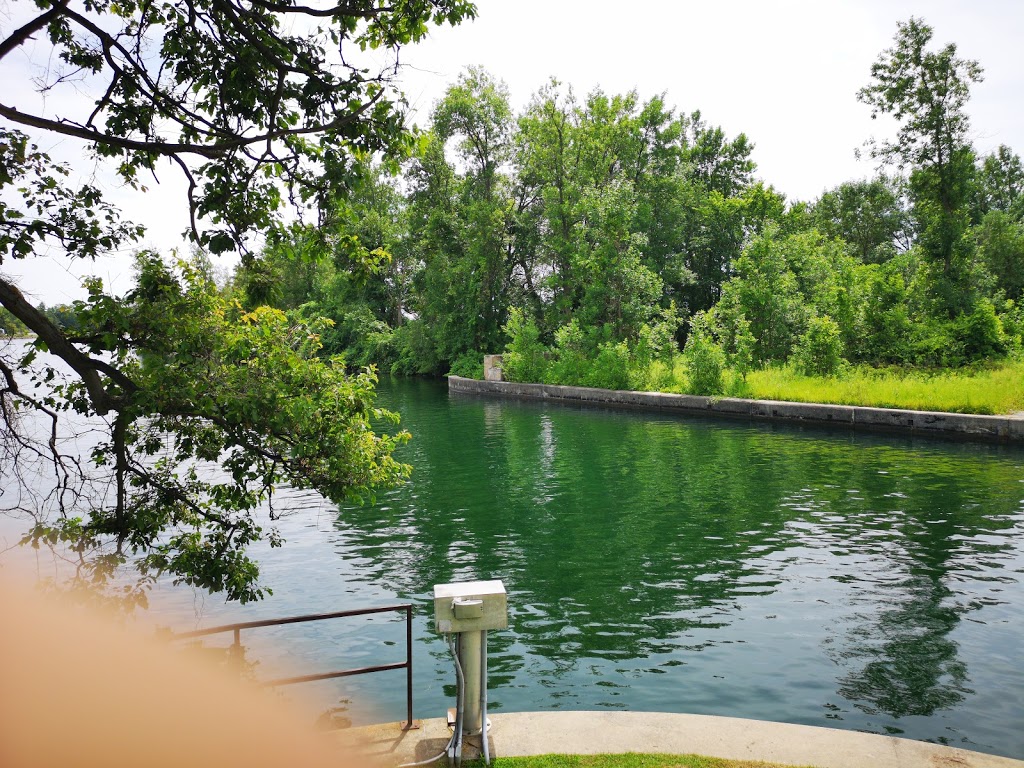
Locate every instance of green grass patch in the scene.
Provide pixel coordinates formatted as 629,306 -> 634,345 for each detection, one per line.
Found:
737,361 -> 1024,415
636,358 -> 1024,415
465,754 -> 813,768
504,345 -> 1024,415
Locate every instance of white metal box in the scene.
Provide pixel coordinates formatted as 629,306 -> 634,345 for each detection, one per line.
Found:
433,580 -> 508,633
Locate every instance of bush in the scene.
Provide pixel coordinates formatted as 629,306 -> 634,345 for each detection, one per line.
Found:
998,299 -> 1023,355
584,341 -> 632,390
729,314 -> 755,382
860,264 -> 914,364
955,298 -> 1007,361
547,320 -> 589,385
909,317 -> 959,367
683,313 -> 726,396
502,307 -> 548,382
448,351 -> 484,379
792,315 -> 846,377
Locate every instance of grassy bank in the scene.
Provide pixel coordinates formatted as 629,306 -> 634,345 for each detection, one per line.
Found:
466,755 -> 811,768
736,361 -> 1024,415
602,359 -> 1024,416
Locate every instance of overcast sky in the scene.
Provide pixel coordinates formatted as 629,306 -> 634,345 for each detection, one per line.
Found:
4,0 -> 1023,304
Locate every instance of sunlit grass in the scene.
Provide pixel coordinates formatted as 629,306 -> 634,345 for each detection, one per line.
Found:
738,361 -> 1024,415
636,359 -> 1024,415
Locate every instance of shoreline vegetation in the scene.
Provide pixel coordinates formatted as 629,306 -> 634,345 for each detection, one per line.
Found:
486,357 -> 1024,417
228,20 -> 1024,428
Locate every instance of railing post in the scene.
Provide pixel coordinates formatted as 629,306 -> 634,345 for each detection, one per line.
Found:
404,604 -> 416,730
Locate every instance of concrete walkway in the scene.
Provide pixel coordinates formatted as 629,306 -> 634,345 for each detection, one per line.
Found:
334,711 -> 1024,768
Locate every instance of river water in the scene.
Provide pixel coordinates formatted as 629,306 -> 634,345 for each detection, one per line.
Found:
4,373 -> 1024,756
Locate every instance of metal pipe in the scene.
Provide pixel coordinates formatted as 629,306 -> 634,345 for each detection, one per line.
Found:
449,634 -> 465,767
397,632 -> 460,768
261,661 -> 407,687
171,604 -> 413,639
405,604 -> 415,730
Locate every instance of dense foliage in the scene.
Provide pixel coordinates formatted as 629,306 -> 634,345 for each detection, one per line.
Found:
237,18 -> 1022,401
0,0 -> 473,603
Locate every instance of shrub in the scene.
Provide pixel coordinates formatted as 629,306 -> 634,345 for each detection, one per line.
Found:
547,320 -> 589,385
730,314 -> 756,382
584,341 -> 632,390
909,317 -> 959,367
998,299 -> 1023,355
683,313 -> 726,396
390,321 -> 441,375
955,298 -> 1007,361
792,315 -> 846,377
860,263 -> 914,364
502,307 -> 548,382
448,351 -> 484,379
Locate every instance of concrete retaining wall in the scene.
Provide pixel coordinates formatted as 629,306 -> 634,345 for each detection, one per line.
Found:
447,376 -> 1024,444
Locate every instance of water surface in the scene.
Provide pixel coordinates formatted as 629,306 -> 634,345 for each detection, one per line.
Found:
22,375 -> 1024,756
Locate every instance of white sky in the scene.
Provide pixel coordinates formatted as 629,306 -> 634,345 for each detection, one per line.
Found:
3,0 -> 1023,305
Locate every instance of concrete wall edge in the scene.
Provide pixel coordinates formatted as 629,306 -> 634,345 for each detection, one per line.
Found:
447,376 -> 1024,444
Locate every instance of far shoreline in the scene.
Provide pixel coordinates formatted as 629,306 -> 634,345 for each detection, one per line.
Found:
448,376 -> 1024,444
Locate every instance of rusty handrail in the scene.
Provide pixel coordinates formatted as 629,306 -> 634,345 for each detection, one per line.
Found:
168,604 -> 417,730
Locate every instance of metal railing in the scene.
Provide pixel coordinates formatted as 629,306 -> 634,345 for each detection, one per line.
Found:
169,604 -> 417,730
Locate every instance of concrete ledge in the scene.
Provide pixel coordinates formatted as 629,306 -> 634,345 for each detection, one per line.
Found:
334,711 -> 1024,768
448,376 -> 1024,444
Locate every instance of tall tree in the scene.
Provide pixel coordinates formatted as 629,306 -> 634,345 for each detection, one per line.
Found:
514,80 -> 584,330
857,17 -> 982,296
405,68 -> 515,365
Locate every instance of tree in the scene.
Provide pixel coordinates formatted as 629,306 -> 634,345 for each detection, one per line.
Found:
682,110 -> 755,198
432,67 -> 515,356
973,145 -> 1024,221
811,176 -> 912,263
0,0 -> 474,604
717,226 -> 804,364
433,66 -> 513,200
976,210 -> 1024,301
857,17 -> 982,288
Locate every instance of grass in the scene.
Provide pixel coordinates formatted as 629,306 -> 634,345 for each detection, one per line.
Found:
644,358 -> 1024,415
739,360 -> 1024,415
464,755 -> 813,768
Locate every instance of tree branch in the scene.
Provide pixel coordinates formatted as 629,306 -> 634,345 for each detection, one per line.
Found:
0,0 -> 69,62
246,0 -> 393,19
0,103 -> 224,159
0,277 -> 136,413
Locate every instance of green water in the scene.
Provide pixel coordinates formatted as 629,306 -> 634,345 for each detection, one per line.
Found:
149,377 -> 1024,757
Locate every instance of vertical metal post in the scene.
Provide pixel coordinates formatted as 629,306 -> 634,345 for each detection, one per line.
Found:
458,629 -> 483,734
404,604 -> 416,730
